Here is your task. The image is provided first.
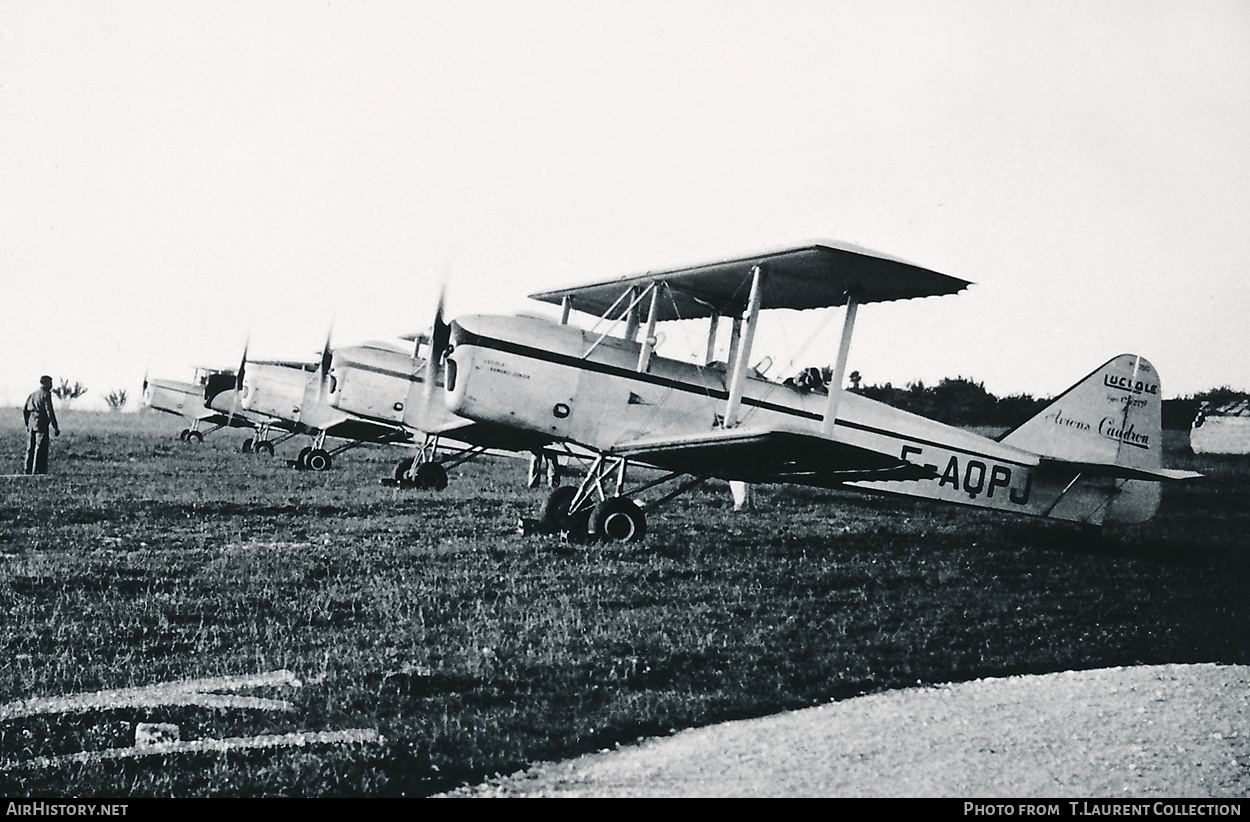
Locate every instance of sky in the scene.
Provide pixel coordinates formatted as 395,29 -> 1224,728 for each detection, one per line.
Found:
2,0 -> 1247,411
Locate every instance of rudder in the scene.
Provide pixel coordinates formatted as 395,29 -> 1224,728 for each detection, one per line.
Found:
1000,354 -> 1166,523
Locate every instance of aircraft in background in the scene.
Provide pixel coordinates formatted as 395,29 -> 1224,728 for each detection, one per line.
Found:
1190,399 -> 1250,455
323,302 -> 567,489
438,243 -> 1201,542
236,338 -> 413,471
143,368 -> 272,444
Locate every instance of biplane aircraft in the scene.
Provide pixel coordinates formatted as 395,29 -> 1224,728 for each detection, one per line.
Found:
143,368 -> 274,444
437,244 -> 1201,542
236,339 -> 414,471
325,329 -> 564,489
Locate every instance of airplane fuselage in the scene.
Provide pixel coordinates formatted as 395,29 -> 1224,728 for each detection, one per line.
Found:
328,342 -> 561,453
239,363 -> 321,430
327,343 -> 465,432
144,379 -> 215,422
446,314 -> 1159,525
238,359 -> 413,447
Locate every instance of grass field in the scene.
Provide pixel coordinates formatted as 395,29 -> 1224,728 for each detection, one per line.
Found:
1,410 -> 1247,797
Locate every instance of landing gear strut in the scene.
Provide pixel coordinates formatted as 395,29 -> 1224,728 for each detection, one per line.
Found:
523,454 -> 703,543
290,434 -> 332,471
391,456 -> 448,490
382,434 -> 480,490
245,426 -> 295,457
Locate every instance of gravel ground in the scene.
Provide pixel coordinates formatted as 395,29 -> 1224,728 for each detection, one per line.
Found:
440,663 -> 1249,798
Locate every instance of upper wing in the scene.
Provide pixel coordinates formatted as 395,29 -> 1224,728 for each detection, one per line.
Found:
609,427 -> 938,486
529,243 -> 970,321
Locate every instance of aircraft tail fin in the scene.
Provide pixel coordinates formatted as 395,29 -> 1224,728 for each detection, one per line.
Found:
999,354 -> 1195,523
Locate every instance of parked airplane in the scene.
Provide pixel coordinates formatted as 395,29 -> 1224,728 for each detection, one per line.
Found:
236,337 -> 413,470
143,368 -> 267,444
438,244 -> 1201,542
323,301 -> 567,488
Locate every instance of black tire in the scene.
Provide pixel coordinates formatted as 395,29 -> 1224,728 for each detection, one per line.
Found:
296,446 -> 313,468
305,449 -> 332,471
415,462 -> 448,491
254,440 -> 275,457
540,486 -> 594,540
540,486 -> 578,530
564,506 -> 595,542
591,497 -> 646,543
241,438 -> 254,453
394,457 -> 416,484
186,430 -> 204,444
179,429 -> 189,441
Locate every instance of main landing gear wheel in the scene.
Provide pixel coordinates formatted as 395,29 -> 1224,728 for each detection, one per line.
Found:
241,437 -> 254,453
591,497 -> 647,543
414,462 -> 448,490
185,430 -> 204,444
304,449 -> 332,472
392,458 -> 448,490
178,429 -> 190,441
296,446 -> 313,468
540,487 -> 593,541
253,440 -> 275,457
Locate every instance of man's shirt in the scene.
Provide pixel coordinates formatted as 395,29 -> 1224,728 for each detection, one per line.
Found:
23,389 -> 58,432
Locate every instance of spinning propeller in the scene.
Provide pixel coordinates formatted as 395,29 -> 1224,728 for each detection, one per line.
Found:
422,285 -> 450,420
228,336 -> 249,428
316,323 -> 335,401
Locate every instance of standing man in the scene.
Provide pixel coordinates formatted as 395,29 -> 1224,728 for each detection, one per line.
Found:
526,450 -> 562,488
23,375 -> 60,475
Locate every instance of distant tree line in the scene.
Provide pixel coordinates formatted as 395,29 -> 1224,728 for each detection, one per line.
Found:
846,374 -> 1248,430
849,376 -> 1044,428
1161,386 -> 1250,429
1187,385 -> 1250,406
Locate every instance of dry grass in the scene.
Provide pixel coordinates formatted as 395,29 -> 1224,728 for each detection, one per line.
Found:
1,410 -> 1246,796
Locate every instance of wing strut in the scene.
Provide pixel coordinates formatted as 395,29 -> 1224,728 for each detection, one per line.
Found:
703,313 -> 720,365
821,293 -> 859,437
623,286 -> 642,342
636,285 -> 662,373
723,264 -> 764,428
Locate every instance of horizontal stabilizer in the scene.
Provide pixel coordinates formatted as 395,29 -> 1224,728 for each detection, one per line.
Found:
611,427 -> 938,486
1039,458 -> 1202,482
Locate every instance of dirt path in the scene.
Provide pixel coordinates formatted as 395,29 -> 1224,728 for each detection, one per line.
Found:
441,663 -> 1249,798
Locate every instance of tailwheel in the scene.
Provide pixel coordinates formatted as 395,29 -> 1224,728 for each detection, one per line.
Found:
591,497 -> 647,543
305,449 -> 332,471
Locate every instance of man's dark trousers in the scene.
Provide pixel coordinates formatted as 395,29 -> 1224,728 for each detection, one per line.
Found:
25,429 -> 50,474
